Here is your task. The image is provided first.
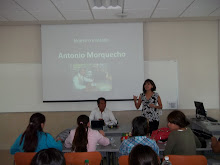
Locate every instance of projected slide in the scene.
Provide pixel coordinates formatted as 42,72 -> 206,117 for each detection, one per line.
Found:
42,23 -> 144,101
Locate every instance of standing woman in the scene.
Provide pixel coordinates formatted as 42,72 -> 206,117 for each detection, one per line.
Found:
133,79 -> 163,134
65,115 -> 110,152
10,113 -> 62,155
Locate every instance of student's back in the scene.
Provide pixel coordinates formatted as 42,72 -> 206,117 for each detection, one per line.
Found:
164,110 -> 201,155
164,127 -> 199,155
64,114 -> 110,152
10,113 -> 62,155
119,116 -> 159,156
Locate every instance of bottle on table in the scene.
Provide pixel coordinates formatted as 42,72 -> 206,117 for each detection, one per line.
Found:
161,156 -> 172,165
85,159 -> 89,165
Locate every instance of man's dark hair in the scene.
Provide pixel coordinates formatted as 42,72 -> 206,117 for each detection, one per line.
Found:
97,97 -> 106,104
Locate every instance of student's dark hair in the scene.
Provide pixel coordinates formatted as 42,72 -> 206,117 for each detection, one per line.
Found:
97,97 -> 106,104
132,116 -> 148,136
129,144 -> 159,165
167,110 -> 190,128
20,113 -> 45,152
31,148 -> 65,165
72,115 -> 89,152
143,79 -> 156,93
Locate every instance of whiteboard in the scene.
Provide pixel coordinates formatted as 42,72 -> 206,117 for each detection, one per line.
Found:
144,61 -> 178,109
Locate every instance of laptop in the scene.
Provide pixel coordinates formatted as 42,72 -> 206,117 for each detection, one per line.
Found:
91,120 -> 105,130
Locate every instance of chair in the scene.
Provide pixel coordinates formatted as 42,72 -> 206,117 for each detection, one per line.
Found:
64,151 -> 102,165
164,155 -> 207,165
118,155 -> 129,165
14,152 -> 36,165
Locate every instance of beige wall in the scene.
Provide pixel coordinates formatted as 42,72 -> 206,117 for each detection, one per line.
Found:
0,21 -> 219,156
145,21 -> 219,109
0,25 -> 41,63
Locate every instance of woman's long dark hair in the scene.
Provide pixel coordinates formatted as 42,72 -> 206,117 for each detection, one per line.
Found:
72,115 -> 89,152
20,113 -> 45,152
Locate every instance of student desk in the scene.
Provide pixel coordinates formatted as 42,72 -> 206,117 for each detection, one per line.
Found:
59,125 -> 131,165
62,136 -> 214,165
56,124 -> 132,140
60,125 -> 214,165
190,118 -> 220,136
102,124 -> 132,136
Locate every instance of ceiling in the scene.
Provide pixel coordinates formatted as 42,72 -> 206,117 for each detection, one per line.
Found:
0,0 -> 220,25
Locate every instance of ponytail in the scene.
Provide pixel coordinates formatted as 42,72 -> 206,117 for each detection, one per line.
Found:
72,115 -> 89,152
20,113 -> 45,152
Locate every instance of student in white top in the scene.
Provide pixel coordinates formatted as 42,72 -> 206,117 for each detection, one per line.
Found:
89,97 -> 117,126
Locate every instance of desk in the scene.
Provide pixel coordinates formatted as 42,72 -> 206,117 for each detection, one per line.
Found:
190,118 -> 220,136
59,125 -> 215,165
58,125 -> 131,165
62,135 -> 214,165
56,125 -> 132,140
104,125 -> 131,136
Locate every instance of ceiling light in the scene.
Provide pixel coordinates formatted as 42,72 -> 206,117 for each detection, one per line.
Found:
92,0 -> 123,9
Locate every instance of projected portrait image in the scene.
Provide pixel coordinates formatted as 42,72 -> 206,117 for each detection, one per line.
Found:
71,64 -> 112,92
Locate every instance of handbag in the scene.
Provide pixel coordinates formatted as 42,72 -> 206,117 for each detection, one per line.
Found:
150,127 -> 171,142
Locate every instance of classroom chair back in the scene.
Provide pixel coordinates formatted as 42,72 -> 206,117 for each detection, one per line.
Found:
118,155 -> 129,165
64,151 -> 102,165
14,152 -> 36,165
164,155 -> 207,165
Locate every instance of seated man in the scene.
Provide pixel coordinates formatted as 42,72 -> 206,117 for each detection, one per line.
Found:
119,116 -> 159,156
89,97 -> 117,126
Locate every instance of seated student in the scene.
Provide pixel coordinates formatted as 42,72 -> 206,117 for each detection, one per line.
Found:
119,116 -> 159,156
10,113 -> 62,155
64,115 -> 110,152
89,97 -> 117,126
164,110 -> 201,155
211,136 -> 220,153
129,144 -> 160,165
31,148 -> 65,165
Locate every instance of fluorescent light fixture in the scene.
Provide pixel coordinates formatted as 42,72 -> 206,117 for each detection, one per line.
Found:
92,0 -> 123,9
